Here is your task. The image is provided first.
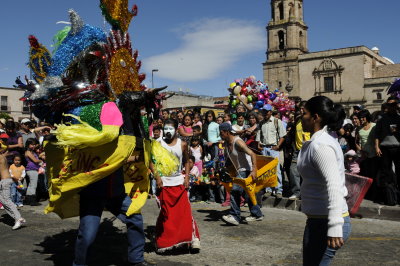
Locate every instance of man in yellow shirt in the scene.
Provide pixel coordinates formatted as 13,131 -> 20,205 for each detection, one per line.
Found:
289,101 -> 310,200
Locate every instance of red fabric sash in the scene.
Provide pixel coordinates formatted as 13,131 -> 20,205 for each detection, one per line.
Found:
155,185 -> 200,251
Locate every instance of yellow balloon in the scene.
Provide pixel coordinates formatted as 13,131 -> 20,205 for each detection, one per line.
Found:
230,82 -> 237,89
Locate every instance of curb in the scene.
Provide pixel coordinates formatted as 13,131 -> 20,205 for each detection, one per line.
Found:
260,197 -> 400,222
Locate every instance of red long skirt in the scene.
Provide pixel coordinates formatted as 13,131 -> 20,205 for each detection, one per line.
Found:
155,185 -> 200,252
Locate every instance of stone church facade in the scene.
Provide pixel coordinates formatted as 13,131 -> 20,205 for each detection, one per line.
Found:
263,0 -> 400,113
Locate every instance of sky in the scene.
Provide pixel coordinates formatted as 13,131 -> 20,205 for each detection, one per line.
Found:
0,0 -> 399,97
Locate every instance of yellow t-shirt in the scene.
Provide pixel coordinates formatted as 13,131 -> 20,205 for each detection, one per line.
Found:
295,120 -> 310,151
9,164 -> 25,179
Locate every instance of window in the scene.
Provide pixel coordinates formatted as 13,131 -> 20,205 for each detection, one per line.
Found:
278,81 -> 282,88
1,96 -> 7,111
22,101 -> 30,113
324,77 -> 334,92
278,31 -> 285,50
278,3 -> 284,20
377,92 -> 382,100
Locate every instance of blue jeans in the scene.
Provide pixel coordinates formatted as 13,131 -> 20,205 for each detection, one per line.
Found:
229,171 -> 263,222
73,195 -> 145,265
303,215 -> 351,266
262,147 -> 283,194
289,150 -> 301,196
10,182 -> 23,206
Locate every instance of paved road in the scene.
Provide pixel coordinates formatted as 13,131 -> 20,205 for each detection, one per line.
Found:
0,199 -> 399,266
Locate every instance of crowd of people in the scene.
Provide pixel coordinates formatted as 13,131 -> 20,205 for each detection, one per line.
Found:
0,117 -> 51,229
148,95 -> 400,208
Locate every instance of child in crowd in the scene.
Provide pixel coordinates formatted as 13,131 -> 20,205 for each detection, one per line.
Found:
0,155 -> 26,230
152,125 -> 162,141
192,125 -> 202,137
224,113 -> 232,124
193,113 -> 203,129
24,138 -> 43,206
344,150 -> 360,175
9,155 -> 26,207
190,136 -> 203,177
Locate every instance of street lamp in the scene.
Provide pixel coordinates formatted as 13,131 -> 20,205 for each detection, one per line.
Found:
151,69 -> 158,88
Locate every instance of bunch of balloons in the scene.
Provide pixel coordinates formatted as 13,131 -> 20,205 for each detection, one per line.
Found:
227,75 -> 295,113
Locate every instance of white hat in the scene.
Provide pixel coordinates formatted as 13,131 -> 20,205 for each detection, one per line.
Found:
20,118 -> 31,124
344,149 -> 357,157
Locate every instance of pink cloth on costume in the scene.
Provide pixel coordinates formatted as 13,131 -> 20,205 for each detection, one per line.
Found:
100,102 -> 123,126
179,125 -> 193,134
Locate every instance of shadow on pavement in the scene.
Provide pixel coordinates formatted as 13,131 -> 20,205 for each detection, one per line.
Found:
196,209 -> 229,222
34,218 -> 129,266
0,213 -> 15,226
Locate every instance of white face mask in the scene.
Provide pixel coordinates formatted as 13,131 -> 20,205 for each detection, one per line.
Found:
163,125 -> 175,139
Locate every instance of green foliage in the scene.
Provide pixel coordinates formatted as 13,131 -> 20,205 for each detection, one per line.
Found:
0,112 -> 11,120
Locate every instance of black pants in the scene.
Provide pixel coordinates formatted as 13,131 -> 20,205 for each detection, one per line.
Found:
378,146 -> 400,205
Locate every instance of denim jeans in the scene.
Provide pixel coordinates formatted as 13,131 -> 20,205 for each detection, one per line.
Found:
229,171 -> 263,222
73,194 -> 145,265
262,147 -> 283,194
303,215 -> 351,266
10,182 -> 23,205
289,150 -> 301,196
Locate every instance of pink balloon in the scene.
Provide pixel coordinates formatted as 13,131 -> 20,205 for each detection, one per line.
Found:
257,94 -> 265,101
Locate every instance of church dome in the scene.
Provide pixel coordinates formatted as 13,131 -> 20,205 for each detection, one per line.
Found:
371,46 -> 379,51
383,57 -> 395,64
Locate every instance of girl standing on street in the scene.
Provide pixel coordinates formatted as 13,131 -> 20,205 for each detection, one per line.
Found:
297,96 -> 351,265
24,138 -> 42,206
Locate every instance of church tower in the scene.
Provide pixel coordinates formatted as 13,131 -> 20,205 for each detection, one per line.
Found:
263,0 -> 308,96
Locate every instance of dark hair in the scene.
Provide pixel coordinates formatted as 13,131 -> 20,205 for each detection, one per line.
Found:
247,112 -> 259,123
25,137 -> 39,149
153,125 -> 162,132
13,154 -> 22,161
236,112 -> 245,119
192,125 -> 201,131
183,155 -> 196,165
163,119 -> 178,129
5,121 -> 15,130
191,136 -> 200,142
387,96 -> 398,103
305,96 -> 346,131
381,103 -> 390,111
205,110 -> 216,122
162,109 -> 169,114
357,109 -> 371,122
183,114 -> 192,121
343,123 -> 354,132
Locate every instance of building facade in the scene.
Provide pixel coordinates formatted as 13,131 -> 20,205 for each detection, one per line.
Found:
0,87 -> 31,121
263,0 -> 400,113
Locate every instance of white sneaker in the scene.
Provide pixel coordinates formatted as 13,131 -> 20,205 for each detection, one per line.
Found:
191,238 -> 201,250
17,204 -> 24,208
245,216 -> 264,222
222,215 -> 239,226
12,218 -> 26,230
0,206 -> 4,210
288,194 -> 299,200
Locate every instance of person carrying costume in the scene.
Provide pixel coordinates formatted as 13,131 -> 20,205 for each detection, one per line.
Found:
153,119 -> 201,253
219,122 -> 263,225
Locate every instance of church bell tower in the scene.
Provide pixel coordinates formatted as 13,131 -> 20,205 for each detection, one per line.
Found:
263,0 -> 308,95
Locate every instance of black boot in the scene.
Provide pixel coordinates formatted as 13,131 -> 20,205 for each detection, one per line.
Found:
25,195 -> 40,206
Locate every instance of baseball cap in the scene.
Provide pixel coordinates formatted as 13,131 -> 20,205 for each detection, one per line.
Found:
352,104 -> 363,110
219,122 -> 235,133
262,104 -> 273,111
21,118 -> 31,124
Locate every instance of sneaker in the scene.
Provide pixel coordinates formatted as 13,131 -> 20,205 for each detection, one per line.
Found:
17,204 -> 24,208
222,215 -> 239,226
12,218 -> 26,230
275,193 -> 283,199
288,194 -> 299,200
262,191 -> 272,200
245,216 -> 264,222
191,237 -> 201,251
0,206 -> 4,210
